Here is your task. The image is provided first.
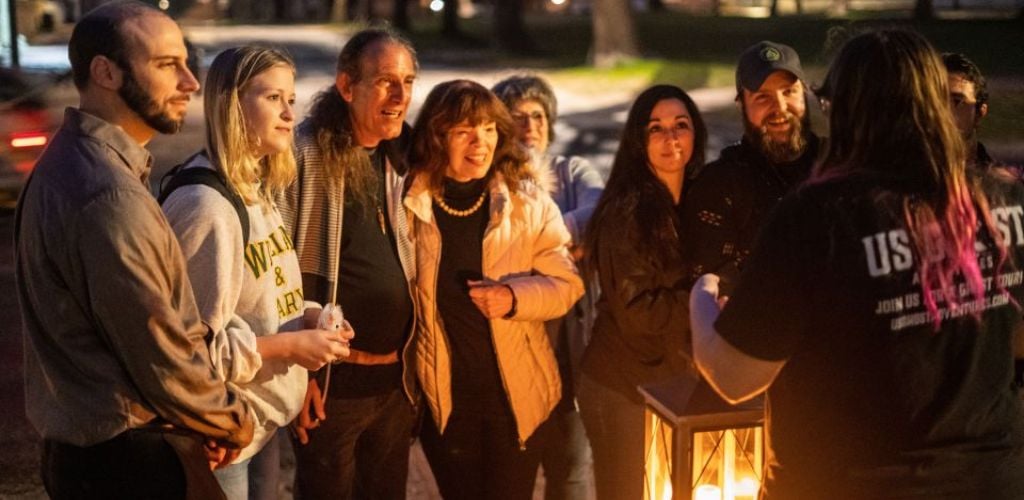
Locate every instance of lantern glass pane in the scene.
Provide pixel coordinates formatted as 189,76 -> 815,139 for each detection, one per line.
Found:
691,426 -> 763,500
643,410 -> 674,500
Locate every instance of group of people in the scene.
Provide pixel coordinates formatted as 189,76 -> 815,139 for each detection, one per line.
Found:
15,1 -> 1024,500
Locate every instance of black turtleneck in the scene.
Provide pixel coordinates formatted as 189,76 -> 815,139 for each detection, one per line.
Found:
433,176 -> 509,416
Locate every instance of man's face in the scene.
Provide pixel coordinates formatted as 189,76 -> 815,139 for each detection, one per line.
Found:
741,70 -> 807,164
338,42 -> 416,148
948,72 -> 987,140
116,13 -> 199,135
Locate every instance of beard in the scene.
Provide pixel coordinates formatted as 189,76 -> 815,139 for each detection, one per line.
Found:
118,68 -> 184,135
745,111 -> 808,164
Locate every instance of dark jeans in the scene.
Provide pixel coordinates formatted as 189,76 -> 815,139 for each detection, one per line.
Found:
541,405 -> 595,500
420,408 -> 547,500
577,373 -> 645,500
42,428 -> 220,500
292,387 -> 415,500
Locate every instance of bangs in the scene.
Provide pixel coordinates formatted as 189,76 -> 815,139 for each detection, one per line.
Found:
446,89 -> 508,129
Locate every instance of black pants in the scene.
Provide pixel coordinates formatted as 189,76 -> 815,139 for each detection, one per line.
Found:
42,429 -> 216,500
419,408 -> 547,500
292,387 -> 415,499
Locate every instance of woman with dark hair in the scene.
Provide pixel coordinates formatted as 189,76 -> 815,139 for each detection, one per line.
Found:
578,84 -> 707,500
405,79 -> 584,499
691,29 -> 1024,498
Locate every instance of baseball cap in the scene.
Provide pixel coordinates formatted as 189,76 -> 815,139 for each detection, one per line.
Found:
735,41 -> 805,94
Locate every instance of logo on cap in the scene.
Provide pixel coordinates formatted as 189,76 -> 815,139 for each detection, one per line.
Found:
760,47 -> 781,62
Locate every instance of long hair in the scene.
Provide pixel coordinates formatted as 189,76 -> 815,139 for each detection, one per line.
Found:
408,79 -> 532,194
306,29 -> 418,208
584,85 -> 707,276
815,29 -> 1002,328
203,46 -> 297,206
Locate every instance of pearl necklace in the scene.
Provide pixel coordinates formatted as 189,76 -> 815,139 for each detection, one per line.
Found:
434,190 -> 487,217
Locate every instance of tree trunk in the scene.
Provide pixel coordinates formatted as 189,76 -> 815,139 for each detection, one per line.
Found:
393,0 -> 410,31
914,0 -> 934,20
770,0 -> 780,17
827,0 -> 848,17
591,0 -> 639,67
494,0 -> 534,53
648,0 -> 665,10
442,0 -> 460,38
796,0 -> 803,14
330,0 -> 347,23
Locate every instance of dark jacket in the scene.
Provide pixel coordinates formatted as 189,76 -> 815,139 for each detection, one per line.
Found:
681,135 -> 819,291
581,201 -> 694,403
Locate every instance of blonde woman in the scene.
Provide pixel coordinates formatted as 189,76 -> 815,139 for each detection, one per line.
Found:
160,46 -> 350,499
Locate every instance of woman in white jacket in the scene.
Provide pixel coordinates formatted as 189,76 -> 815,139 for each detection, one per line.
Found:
405,79 -> 584,499
161,46 -> 350,499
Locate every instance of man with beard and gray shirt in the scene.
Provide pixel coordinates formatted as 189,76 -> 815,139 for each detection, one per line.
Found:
15,2 -> 253,498
682,41 -> 820,291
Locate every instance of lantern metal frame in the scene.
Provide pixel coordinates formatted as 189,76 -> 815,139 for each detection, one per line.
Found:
639,373 -> 765,500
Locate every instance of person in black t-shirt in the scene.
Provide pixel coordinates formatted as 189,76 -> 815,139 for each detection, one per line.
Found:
405,79 -> 583,500
578,85 -> 708,500
690,29 -> 1024,499
681,40 -> 820,289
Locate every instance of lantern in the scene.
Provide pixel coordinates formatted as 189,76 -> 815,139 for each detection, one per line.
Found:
638,374 -> 765,500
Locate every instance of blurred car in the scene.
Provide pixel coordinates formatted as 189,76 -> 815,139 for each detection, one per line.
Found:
0,67 -> 57,203
16,0 -> 65,38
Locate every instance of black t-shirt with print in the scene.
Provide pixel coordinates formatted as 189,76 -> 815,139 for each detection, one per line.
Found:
716,170 -> 1024,499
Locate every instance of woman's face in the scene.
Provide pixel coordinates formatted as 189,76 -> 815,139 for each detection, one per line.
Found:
645,98 -> 694,179
240,64 -> 296,158
511,99 -> 549,155
445,120 -> 499,182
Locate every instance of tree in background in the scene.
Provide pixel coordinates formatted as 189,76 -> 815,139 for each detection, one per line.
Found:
914,0 -> 934,20
393,0 -> 410,31
591,0 -> 639,67
443,0 -> 461,37
770,0 -> 804,16
494,0 -> 534,53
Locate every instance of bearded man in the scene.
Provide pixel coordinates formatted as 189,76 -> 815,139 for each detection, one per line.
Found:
15,1 -> 253,497
682,41 -> 820,292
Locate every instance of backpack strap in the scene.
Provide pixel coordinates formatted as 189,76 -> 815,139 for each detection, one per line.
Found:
158,154 -> 250,246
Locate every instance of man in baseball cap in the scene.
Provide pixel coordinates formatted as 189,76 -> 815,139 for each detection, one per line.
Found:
682,40 -> 820,291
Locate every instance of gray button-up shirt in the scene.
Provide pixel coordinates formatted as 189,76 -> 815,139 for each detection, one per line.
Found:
15,108 -> 252,448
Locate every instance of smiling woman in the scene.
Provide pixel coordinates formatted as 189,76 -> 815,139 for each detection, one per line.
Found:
577,85 -> 707,500
405,79 -> 584,499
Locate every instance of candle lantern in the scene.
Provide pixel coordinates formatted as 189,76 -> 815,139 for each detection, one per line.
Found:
638,374 -> 765,500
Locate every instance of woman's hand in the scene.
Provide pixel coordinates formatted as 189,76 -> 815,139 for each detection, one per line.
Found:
286,324 -> 354,371
467,279 -> 515,319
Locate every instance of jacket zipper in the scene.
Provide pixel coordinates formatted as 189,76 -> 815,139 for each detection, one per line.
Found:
482,212 -> 528,451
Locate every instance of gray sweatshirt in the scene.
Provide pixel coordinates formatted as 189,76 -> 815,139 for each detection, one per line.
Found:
162,157 -> 306,462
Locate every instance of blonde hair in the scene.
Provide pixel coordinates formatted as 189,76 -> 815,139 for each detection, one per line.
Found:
203,46 -> 297,206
